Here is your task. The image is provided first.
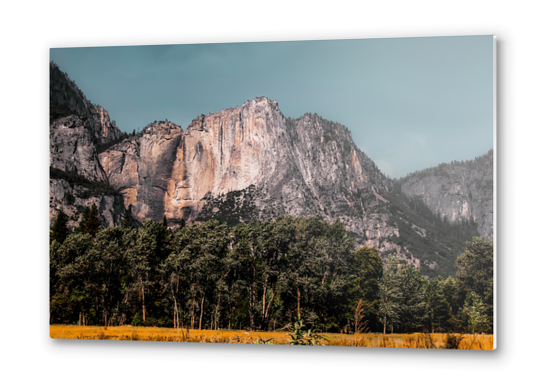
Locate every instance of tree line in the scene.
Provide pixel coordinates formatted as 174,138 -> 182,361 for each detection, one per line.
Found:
50,207 -> 493,334
397,148 -> 493,183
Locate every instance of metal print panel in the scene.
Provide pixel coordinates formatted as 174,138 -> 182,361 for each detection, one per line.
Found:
49,35 -> 495,349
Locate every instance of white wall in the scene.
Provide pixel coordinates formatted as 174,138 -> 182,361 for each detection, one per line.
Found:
1,1 -> 540,382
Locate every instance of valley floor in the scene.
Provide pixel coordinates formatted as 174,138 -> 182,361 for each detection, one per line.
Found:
50,325 -> 493,350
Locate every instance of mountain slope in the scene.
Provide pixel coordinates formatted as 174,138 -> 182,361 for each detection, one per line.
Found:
397,150 -> 493,240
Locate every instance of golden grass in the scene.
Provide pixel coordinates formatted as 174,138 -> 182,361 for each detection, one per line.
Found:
50,325 -> 493,350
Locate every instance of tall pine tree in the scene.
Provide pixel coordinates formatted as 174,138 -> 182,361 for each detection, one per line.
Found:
77,206 -> 90,234
50,209 -> 69,244
81,203 -> 101,236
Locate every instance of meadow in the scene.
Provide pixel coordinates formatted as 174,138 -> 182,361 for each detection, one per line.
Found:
50,325 -> 493,350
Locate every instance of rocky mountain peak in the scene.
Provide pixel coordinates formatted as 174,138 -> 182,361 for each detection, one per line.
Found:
142,121 -> 183,136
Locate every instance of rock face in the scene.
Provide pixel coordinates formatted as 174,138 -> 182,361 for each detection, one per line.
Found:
49,179 -> 127,231
99,121 -> 184,223
50,115 -> 109,181
398,150 -> 493,240
50,62 -> 122,181
50,61 -> 126,228
101,98 -> 401,257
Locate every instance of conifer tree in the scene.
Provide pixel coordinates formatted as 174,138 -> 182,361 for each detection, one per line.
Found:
162,215 -> 168,228
462,291 -> 490,334
51,209 -> 69,244
122,212 -> 132,229
84,203 -> 101,236
378,256 -> 402,334
77,206 -> 90,234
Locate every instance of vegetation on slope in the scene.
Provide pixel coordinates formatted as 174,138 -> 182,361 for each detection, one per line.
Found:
50,167 -> 120,198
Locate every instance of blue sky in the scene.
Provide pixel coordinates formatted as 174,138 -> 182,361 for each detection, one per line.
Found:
51,35 -> 493,178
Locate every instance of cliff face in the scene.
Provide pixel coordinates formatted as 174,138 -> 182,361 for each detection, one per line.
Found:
50,115 -> 108,181
50,62 -> 122,181
49,179 -> 127,231
98,121 -> 184,223
50,62 -> 126,228
100,98 -> 402,258
398,150 -> 493,240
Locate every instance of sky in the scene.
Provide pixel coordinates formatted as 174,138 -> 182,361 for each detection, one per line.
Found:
51,35 -> 494,178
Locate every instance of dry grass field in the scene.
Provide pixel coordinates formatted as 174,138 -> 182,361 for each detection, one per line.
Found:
50,325 -> 493,350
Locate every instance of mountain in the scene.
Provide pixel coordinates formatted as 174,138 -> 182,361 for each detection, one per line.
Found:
49,62 -> 494,277
50,62 -> 123,182
49,62 -> 128,230
397,150 -> 494,241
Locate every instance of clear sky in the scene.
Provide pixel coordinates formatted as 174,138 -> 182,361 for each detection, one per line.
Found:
51,35 -> 494,178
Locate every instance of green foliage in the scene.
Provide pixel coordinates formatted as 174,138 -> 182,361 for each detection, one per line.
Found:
462,291 -> 491,334
131,312 -> 142,327
286,314 -> 327,345
49,214 -> 492,335
79,203 -> 101,236
397,263 -> 427,332
455,237 -> 493,331
425,277 -> 452,332
378,256 -> 403,334
378,255 -> 428,333
51,209 -> 69,244
253,336 -> 274,345
385,191 -> 480,278
347,247 -> 383,331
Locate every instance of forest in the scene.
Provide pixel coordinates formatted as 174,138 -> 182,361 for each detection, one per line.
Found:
50,206 -> 493,335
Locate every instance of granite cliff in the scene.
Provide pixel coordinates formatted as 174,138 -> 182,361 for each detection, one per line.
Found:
100,98 -> 402,259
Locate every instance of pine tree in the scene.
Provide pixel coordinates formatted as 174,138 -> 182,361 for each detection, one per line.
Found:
51,209 -> 69,244
462,291 -> 490,334
84,203 -> 101,236
122,212 -> 132,229
397,263 -> 427,333
162,215 -> 168,228
77,206 -> 90,234
455,237 -> 494,331
347,247 -> 383,331
378,256 -> 402,334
